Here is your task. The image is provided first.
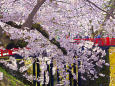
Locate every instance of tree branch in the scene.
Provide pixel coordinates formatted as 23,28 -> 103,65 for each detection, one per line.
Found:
22,0 -> 46,29
86,0 -> 115,19
4,22 -> 67,55
104,0 -> 115,21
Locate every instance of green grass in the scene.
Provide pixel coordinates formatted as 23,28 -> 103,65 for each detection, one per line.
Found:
0,66 -> 30,86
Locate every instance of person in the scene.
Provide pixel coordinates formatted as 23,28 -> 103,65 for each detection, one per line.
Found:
74,34 -> 82,44
96,35 -> 101,38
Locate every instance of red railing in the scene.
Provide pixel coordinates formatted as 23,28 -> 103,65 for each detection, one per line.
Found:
0,47 -> 30,57
73,37 -> 115,46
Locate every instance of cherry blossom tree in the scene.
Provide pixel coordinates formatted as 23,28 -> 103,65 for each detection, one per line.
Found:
0,0 -> 114,85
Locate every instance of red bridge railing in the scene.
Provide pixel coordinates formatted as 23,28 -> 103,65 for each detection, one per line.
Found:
73,37 -> 115,46
0,47 -> 30,57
